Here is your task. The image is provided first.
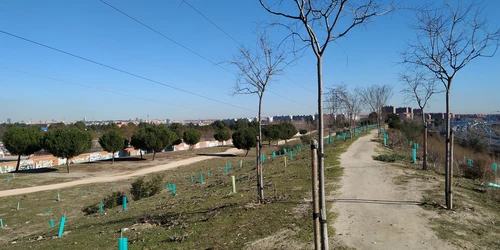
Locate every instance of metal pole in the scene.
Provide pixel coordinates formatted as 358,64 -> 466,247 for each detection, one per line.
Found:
311,140 -> 320,249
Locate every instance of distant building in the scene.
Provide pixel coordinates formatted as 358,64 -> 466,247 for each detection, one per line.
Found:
399,113 -> 413,120
396,107 -> 413,114
7,118 -> 11,124
430,113 -> 444,120
273,115 -> 293,122
383,106 -> 396,114
292,115 -> 314,121
413,109 -> 423,115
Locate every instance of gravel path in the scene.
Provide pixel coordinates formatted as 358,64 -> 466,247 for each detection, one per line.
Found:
331,131 -> 453,249
0,148 -> 242,198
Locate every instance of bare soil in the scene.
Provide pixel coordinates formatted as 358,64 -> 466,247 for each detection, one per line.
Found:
330,131 -> 453,249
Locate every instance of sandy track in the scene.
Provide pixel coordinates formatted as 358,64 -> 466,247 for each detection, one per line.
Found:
330,131 -> 453,249
0,148 -> 242,198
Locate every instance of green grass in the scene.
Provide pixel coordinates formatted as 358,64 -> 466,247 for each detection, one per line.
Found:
0,136 -> 362,249
372,153 -> 409,162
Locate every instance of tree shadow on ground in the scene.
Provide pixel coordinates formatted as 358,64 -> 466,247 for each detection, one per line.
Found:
83,157 -> 147,164
196,153 -> 237,157
329,198 -> 423,206
14,168 -> 59,174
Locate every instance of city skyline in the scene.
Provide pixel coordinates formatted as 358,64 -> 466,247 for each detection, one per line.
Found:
1,1 -> 499,122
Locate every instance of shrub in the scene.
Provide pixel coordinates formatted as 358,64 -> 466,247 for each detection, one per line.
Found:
459,136 -> 488,154
300,135 -> 312,144
82,203 -> 100,215
459,158 -> 495,181
131,174 -> 164,201
399,121 -> 423,141
373,154 -> 408,162
102,191 -> 126,209
299,129 -> 307,135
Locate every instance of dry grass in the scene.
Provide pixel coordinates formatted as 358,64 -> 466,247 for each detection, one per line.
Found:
379,127 -> 500,249
0,134 -> 360,249
384,128 -> 497,182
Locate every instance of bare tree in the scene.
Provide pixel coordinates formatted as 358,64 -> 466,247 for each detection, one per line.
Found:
356,84 -> 393,135
400,70 -> 440,171
258,2 -> 393,246
228,32 -> 290,203
337,84 -> 362,139
401,0 -> 500,209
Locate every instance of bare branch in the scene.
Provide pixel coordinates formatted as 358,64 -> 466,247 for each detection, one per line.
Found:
356,84 -> 393,133
401,0 -> 500,89
227,31 -> 292,97
260,0 -> 395,57
399,69 -> 440,111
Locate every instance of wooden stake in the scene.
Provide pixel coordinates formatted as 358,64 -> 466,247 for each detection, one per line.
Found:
311,140 -> 320,249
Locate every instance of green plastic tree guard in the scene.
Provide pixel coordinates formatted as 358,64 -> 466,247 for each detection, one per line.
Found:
58,216 -> 66,237
119,237 -> 128,250
412,149 -> 416,163
122,197 -> 127,212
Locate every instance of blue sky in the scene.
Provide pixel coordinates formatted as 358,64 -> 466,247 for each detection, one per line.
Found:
1,0 -> 499,123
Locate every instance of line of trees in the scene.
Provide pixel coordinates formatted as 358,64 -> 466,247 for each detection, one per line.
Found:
3,126 -> 93,173
1,120 -> 297,174
326,83 -> 393,137
231,122 -> 297,156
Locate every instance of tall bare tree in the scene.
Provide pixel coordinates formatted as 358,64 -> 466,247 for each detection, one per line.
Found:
356,84 -> 393,135
259,2 -> 393,246
401,0 -> 500,209
400,70 -> 440,171
229,32 -> 290,203
337,84 -> 362,139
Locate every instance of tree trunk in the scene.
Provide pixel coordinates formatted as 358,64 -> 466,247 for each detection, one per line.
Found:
316,56 -> 329,248
257,95 -> 264,203
422,111 -> 428,170
245,150 -> 249,157
66,158 -> 70,173
112,151 -> 115,164
15,154 -> 21,172
377,108 -> 381,136
445,84 -> 452,209
153,151 -> 156,161
140,150 -> 143,159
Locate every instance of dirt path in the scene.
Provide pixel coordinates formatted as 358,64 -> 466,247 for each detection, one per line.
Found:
330,131 -> 453,249
0,148 -> 242,198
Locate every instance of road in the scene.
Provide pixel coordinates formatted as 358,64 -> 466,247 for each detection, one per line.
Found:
0,147 -> 243,198
331,131 -> 452,249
